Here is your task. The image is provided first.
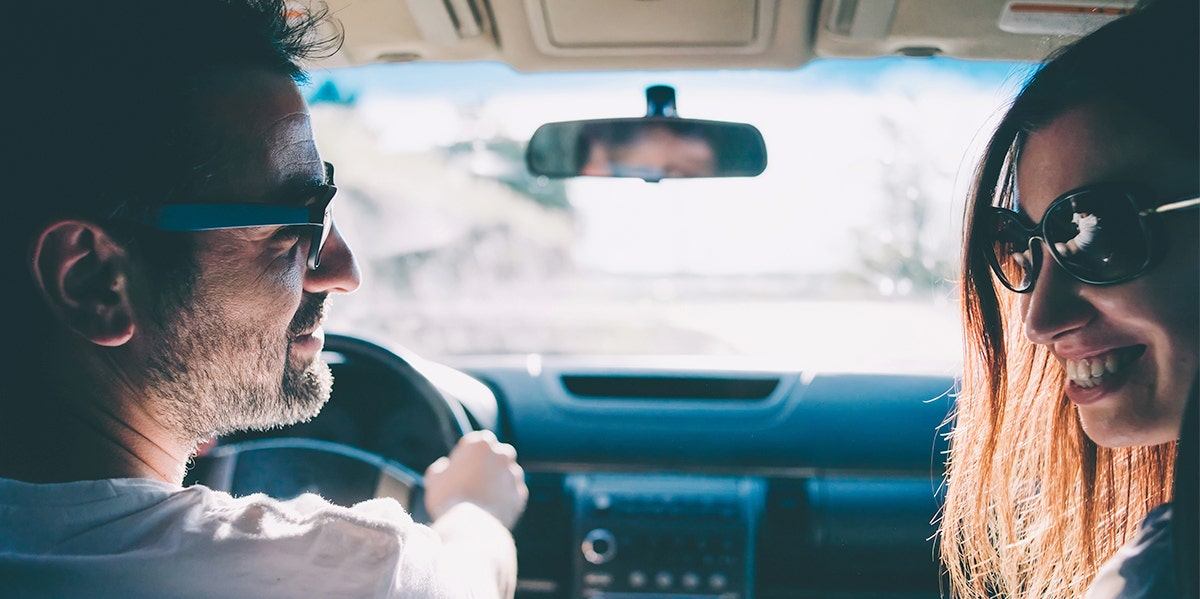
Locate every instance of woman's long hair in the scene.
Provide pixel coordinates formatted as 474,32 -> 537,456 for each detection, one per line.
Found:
939,1 -> 1197,596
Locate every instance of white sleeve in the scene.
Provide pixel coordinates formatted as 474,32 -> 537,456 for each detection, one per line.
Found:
425,503 -> 519,599
183,491 -> 516,599
340,497 -> 518,599
321,497 -> 517,599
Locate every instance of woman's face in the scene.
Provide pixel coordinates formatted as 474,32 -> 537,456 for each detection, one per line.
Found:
1015,100 -> 1198,447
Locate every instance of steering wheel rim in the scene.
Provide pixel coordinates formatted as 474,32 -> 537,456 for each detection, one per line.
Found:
323,333 -> 473,446
201,437 -> 432,520
190,334 -> 472,520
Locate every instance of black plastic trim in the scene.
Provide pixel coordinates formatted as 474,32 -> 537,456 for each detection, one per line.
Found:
561,374 -> 779,400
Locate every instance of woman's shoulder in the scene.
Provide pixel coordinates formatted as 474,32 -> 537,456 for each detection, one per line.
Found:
1085,503 -> 1178,599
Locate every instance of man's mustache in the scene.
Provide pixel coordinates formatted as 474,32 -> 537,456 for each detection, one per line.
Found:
288,293 -> 329,337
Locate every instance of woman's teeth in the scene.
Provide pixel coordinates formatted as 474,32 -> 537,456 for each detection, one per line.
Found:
1065,352 -> 1123,388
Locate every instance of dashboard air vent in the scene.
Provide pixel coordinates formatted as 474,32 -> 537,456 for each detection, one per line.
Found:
561,375 -> 779,400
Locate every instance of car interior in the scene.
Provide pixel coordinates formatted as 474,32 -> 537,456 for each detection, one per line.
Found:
186,1 -> 1143,597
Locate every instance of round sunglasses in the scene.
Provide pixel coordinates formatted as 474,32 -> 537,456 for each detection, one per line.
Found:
984,183 -> 1200,293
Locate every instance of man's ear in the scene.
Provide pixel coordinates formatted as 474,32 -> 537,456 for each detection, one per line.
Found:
30,221 -> 135,347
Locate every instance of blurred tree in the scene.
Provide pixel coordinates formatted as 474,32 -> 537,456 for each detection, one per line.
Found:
849,106 -> 957,299
444,137 -> 572,212
307,79 -> 357,106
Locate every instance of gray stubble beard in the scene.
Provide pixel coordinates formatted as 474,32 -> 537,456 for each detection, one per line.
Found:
143,292 -> 333,444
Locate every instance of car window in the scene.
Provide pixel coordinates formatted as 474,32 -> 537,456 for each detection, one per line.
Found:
308,58 -> 1032,372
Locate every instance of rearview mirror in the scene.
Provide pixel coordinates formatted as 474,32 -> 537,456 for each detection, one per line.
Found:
525,86 -> 767,182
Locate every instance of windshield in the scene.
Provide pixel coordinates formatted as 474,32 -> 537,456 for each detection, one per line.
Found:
307,58 -> 1031,372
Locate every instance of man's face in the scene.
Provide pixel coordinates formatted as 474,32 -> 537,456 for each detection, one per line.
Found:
612,127 -> 716,179
135,68 -> 361,441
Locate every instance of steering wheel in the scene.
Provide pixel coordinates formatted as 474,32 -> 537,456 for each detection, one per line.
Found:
188,334 -> 474,523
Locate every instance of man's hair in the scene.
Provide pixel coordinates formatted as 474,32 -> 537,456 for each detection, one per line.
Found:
6,0 -> 340,221
941,0 -> 1197,597
3,0 -> 341,385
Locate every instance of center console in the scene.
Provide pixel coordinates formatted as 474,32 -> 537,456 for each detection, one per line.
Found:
566,473 -> 766,599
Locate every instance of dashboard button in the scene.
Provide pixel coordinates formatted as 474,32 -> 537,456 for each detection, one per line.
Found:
655,571 -> 674,590
709,572 -> 728,591
628,570 -> 647,589
592,493 -> 612,511
582,572 -> 612,588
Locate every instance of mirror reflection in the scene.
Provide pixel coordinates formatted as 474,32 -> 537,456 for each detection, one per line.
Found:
527,117 -> 767,182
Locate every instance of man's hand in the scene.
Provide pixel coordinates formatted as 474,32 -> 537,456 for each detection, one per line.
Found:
423,430 -> 528,529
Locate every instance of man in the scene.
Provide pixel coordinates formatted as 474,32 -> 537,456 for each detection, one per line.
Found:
579,122 -> 718,179
0,1 -> 527,597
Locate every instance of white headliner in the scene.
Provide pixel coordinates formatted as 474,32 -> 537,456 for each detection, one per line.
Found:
308,0 -> 1136,71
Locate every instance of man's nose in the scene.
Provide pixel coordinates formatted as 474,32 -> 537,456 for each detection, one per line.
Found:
1022,244 -> 1093,346
304,221 -> 361,294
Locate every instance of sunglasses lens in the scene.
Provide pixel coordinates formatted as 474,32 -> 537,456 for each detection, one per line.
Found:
988,210 -> 1037,292
1043,190 -> 1150,284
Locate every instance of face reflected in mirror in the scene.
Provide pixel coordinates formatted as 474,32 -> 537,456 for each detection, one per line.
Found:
526,117 -> 766,181
580,122 -> 717,179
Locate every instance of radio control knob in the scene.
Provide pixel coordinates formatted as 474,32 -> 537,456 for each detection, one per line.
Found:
582,529 -> 617,565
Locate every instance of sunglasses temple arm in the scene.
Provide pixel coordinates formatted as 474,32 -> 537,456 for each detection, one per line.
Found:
1140,197 -> 1200,216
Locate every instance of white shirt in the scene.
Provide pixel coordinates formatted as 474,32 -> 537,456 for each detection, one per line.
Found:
1072,212 -> 1100,251
0,477 -> 515,598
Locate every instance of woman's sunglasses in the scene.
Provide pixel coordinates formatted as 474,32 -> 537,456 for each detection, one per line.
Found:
110,162 -> 337,270
984,183 -> 1200,293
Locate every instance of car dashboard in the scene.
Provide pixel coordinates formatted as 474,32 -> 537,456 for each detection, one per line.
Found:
464,355 -> 954,599
207,336 -> 957,599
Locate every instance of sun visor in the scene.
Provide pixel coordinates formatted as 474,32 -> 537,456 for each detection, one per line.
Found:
532,0 -> 763,51
487,0 -> 812,71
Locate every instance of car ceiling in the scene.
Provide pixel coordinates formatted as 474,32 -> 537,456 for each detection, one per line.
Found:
311,0 -> 1138,71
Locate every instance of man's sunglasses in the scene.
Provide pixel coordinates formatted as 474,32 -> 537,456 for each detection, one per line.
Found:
111,162 -> 337,270
983,183 -> 1200,293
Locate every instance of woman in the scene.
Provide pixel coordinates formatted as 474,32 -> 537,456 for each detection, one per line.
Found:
939,1 -> 1198,597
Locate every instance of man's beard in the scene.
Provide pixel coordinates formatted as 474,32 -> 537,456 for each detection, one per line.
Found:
143,289 -> 334,442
